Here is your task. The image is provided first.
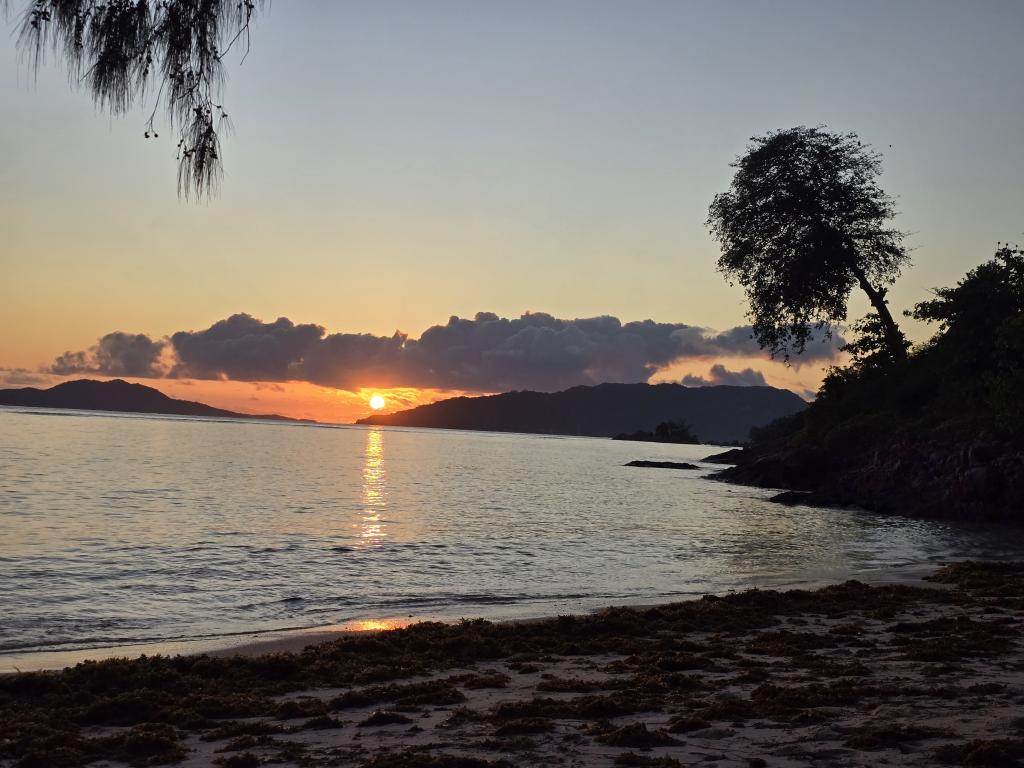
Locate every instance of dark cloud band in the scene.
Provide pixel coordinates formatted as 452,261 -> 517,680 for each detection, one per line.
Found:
50,332 -> 166,378
47,311 -> 844,392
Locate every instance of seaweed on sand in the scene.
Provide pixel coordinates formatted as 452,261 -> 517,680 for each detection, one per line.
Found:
933,739 -> 1024,766
332,679 -> 465,710
1,562 -> 1020,767
596,722 -> 680,748
358,752 -> 513,768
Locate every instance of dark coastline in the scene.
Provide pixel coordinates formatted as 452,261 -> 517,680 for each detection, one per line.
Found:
357,383 -> 806,445
0,379 -> 310,424
703,440 -> 1024,523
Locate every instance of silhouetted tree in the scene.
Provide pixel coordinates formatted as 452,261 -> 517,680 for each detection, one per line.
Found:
912,244 -> 1024,428
841,313 -> 911,372
708,126 -> 909,362
653,419 -> 698,444
614,419 -> 699,444
8,0 -> 265,198
910,244 -> 1024,353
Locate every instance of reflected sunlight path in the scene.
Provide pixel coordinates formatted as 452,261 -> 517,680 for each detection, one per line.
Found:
359,428 -> 388,546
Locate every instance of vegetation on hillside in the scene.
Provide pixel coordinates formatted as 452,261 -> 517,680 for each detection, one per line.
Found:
613,420 -> 700,445
770,245 -> 1023,446
724,245 -> 1024,519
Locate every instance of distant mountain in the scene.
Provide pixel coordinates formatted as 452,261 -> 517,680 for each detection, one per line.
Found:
357,383 -> 806,444
0,379 -> 305,422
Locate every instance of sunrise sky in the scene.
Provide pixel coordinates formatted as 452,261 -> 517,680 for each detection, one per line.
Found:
2,1 -> 1022,423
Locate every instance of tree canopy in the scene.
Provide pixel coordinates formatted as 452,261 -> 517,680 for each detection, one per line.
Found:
10,0 -> 266,198
708,125 -> 910,362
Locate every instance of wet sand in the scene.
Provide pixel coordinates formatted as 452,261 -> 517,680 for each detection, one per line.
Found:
2,561 -> 1023,767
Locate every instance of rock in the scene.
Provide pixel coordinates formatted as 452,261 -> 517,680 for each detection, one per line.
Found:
701,447 -> 746,464
715,431 -> 1024,521
769,490 -> 813,505
625,460 -> 699,470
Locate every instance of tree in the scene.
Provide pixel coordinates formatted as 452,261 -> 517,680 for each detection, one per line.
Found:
8,0 -> 265,199
911,244 -> 1024,426
840,312 -> 912,372
707,125 -> 910,362
910,244 -> 1024,355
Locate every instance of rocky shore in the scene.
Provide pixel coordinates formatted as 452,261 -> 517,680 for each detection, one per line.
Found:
706,435 -> 1024,521
3,562 -> 1024,767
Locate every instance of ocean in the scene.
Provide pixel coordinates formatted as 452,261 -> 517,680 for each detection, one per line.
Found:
2,406 -> 1021,671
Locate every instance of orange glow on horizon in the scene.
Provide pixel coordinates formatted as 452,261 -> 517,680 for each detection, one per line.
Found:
24,355 -> 832,426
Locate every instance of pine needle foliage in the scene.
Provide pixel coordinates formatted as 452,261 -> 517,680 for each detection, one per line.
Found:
10,0 -> 266,199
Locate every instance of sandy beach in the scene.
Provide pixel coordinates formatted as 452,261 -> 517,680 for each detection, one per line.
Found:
3,561 -> 1023,768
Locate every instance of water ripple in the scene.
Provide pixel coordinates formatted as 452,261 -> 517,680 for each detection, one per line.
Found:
3,406 -> 1024,659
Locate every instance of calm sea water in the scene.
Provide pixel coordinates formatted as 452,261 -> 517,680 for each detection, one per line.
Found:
2,406 -> 1023,669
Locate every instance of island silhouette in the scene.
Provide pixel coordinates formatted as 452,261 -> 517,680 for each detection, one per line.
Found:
357,382 -> 805,444
0,379 -> 308,423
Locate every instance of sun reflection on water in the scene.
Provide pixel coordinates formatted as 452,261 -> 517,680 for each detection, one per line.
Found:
345,618 -> 408,632
359,427 -> 388,546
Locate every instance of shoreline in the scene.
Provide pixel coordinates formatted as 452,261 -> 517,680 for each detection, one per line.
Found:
3,561 -> 1022,767
0,565 -> 953,675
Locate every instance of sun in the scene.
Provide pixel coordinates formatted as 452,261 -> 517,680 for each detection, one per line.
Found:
369,394 -> 386,411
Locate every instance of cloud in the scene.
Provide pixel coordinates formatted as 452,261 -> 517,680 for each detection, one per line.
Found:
293,312 -> 788,391
46,311 -> 845,393
673,325 -> 842,365
170,314 -> 324,380
49,332 -> 166,377
682,364 -> 769,387
0,368 -> 53,387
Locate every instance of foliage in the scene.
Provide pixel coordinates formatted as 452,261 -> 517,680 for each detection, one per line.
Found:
910,245 -> 1024,361
755,245 -> 1024,457
614,419 -> 699,444
708,125 -> 909,361
653,420 -> 699,443
840,313 -> 912,373
910,245 -> 1024,431
10,0 -> 266,198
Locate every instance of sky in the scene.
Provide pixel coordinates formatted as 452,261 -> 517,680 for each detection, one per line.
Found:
2,0 -> 1022,422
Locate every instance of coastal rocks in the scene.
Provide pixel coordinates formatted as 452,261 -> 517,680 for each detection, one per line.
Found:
768,490 -> 815,506
701,447 -> 746,464
715,432 -> 1024,522
715,451 -> 822,492
625,461 -> 699,470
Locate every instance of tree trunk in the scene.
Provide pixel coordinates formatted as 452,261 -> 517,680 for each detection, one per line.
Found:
849,264 -> 907,361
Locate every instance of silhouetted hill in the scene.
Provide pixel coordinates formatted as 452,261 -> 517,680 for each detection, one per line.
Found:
0,379 -> 304,422
357,383 -> 806,444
